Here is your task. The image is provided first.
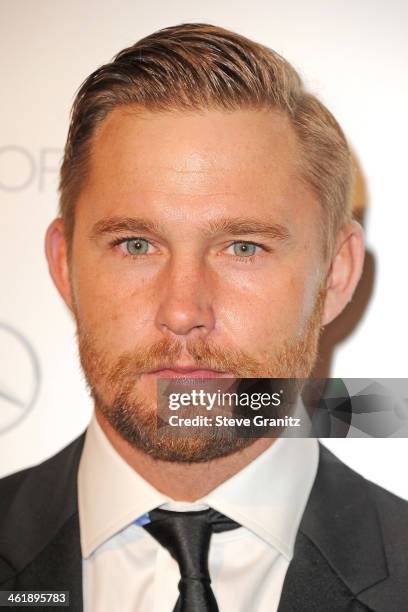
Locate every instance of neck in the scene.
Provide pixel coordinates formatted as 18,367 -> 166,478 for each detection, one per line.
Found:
95,409 -> 275,501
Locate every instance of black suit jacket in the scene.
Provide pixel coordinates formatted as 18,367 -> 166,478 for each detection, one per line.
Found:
1,435 -> 408,611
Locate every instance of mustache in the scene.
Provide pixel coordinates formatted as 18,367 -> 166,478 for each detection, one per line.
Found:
100,337 -> 265,381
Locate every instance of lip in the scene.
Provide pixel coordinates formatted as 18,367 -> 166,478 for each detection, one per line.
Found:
145,367 -> 229,379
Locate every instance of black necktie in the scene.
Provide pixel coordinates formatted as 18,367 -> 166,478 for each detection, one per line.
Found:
143,507 -> 240,612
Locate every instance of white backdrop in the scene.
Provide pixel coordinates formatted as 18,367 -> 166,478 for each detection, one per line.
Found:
1,0 -> 407,498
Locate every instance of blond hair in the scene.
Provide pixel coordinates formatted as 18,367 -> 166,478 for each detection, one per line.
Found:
59,23 -> 353,255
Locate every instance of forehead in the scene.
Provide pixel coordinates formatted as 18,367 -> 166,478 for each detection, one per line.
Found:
78,106 -> 317,229
89,106 -> 298,183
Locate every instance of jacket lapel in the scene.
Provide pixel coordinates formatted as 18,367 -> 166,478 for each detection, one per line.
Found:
8,513 -> 83,611
277,531 -> 368,611
0,434 -> 86,612
278,444 -> 388,611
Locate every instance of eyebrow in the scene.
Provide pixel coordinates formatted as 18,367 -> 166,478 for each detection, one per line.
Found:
89,215 -> 291,242
90,217 -> 163,241
205,217 -> 291,241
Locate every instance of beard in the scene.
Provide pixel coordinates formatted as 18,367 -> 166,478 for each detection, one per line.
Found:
75,288 -> 325,463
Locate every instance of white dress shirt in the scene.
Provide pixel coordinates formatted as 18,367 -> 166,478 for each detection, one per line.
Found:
78,414 -> 318,612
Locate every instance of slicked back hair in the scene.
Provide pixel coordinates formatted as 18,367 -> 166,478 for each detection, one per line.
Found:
59,23 -> 353,256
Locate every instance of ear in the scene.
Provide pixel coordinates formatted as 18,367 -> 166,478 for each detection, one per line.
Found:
45,218 -> 74,313
322,220 -> 365,326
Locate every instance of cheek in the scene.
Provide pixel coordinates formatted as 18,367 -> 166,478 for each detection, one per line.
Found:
215,266 -> 320,349
70,254 -> 158,351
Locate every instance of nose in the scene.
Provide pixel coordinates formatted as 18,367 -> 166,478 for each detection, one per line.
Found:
155,258 -> 216,339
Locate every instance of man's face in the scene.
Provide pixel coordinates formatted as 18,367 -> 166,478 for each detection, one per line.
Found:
68,107 -> 327,460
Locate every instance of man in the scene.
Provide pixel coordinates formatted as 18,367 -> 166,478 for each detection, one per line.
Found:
0,23 -> 407,612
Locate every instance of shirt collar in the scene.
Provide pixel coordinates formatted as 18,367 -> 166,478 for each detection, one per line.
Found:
78,412 -> 318,560
78,414 -> 170,557
202,435 -> 318,559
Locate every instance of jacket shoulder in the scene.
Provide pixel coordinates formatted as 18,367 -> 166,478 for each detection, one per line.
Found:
315,445 -> 408,610
0,434 -> 85,516
320,444 -> 408,521
0,433 -> 86,578
367,473 -> 408,516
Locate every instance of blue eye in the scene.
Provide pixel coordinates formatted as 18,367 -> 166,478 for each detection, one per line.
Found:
232,242 -> 257,257
124,238 -> 150,255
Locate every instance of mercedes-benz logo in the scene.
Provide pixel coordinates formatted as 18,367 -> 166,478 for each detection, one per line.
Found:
0,322 -> 41,434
